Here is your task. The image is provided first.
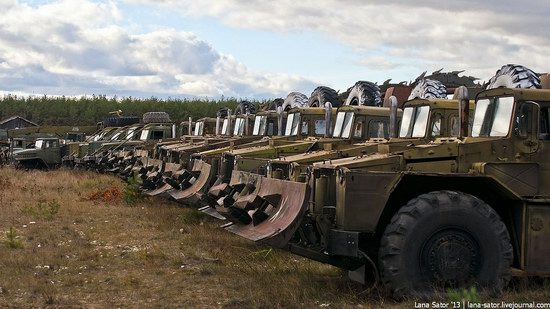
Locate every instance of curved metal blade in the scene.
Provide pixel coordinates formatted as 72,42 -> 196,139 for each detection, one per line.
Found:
223,171 -> 310,248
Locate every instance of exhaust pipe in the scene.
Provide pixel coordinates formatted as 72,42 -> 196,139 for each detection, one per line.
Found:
227,109 -> 233,137
188,117 -> 192,136
245,110 -> 250,136
389,96 -> 398,138
453,86 -> 469,138
277,105 -> 284,136
324,102 -> 333,138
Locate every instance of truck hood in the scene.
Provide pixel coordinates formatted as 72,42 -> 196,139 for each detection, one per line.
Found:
314,140 -> 461,172
13,149 -> 39,160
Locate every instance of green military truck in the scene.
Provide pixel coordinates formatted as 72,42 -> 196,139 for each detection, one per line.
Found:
267,96 -> 474,181
13,137 -> 66,169
216,85 -> 550,297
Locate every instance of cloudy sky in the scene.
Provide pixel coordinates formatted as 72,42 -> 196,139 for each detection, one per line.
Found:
0,0 -> 547,99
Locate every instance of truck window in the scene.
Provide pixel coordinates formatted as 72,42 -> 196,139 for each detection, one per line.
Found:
332,112 -> 354,138
472,96 -> 514,137
285,113 -> 300,136
140,129 -> 150,140
267,121 -> 274,136
412,106 -> 430,138
540,107 -> 550,139
233,118 -> 245,136
353,118 -> 364,139
314,119 -> 326,135
126,128 -> 136,140
253,116 -> 267,136
431,113 -> 442,137
368,120 -> 388,138
151,130 -> 164,140
516,103 -> 537,138
301,120 -> 309,135
399,107 -> 414,138
194,122 -> 204,136
221,119 -> 229,135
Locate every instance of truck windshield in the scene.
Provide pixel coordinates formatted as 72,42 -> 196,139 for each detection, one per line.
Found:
233,118 -> 245,136
125,128 -> 136,140
399,105 -> 430,138
110,131 -> 123,140
92,131 -> 107,141
285,113 -> 301,136
194,122 -> 204,136
332,112 -> 354,138
471,96 -> 514,137
139,129 -> 150,140
221,119 -> 229,135
253,115 -> 267,136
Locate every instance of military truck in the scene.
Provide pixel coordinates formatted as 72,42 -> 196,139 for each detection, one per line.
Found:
139,108 -> 286,198
213,85 -> 550,297
160,105 -> 339,205
13,137 -> 66,169
153,116 -> 219,162
267,96 -> 473,181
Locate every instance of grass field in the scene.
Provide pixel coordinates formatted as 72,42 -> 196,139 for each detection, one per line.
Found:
0,168 -> 549,308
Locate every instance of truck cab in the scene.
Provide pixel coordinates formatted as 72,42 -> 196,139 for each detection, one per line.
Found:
13,137 -> 65,169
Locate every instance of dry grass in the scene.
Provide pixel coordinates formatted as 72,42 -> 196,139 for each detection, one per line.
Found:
0,167 -> 548,308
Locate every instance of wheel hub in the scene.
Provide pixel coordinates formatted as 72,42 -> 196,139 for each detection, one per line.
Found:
421,229 -> 481,287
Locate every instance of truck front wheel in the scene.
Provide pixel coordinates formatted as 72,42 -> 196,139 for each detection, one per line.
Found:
378,190 -> 512,298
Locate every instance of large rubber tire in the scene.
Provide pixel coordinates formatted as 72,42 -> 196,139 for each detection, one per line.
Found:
308,86 -> 341,107
102,116 -> 140,127
379,190 -> 512,298
234,101 -> 256,115
344,81 -> 382,106
282,92 -> 309,111
486,64 -> 541,89
408,79 -> 447,100
142,112 -> 171,124
262,98 -> 284,111
217,108 -> 229,118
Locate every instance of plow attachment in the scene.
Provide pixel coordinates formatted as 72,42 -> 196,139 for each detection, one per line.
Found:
167,159 -> 217,206
213,171 -> 310,248
142,162 -> 182,197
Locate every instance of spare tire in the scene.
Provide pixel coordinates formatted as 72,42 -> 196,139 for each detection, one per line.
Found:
408,79 -> 447,100
234,101 -> 256,115
282,92 -> 309,111
486,64 -> 541,89
262,98 -> 284,111
143,112 -> 171,124
308,86 -> 341,107
217,108 -> 229,118
344,81 -> 382,106
102,116 -> 140,127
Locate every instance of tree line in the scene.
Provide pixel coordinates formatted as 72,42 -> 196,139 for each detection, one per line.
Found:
0,95 -> 269,126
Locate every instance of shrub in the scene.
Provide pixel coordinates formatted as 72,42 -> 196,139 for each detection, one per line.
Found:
4,227 -> 23,249
21,200 -> 60,220
123,174 -> 141,205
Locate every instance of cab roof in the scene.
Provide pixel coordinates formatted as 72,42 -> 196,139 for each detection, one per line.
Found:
336,105 -> 403,117
477,88 -> 550,102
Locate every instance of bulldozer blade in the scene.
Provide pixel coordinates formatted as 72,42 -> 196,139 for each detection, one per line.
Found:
168,159 -> 215,206
142,163 -> 183,197
222,171 -> 310,248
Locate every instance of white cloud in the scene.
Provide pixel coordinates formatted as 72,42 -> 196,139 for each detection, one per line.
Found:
127,0 -> 550,81
0,0 -> 316,98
